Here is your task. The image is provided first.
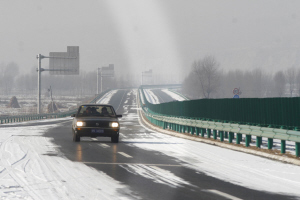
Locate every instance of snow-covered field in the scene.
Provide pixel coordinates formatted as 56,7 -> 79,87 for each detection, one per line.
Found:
0,95 -> 87,116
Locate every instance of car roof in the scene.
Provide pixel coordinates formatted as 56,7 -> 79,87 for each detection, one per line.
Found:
79,104 -> 112,107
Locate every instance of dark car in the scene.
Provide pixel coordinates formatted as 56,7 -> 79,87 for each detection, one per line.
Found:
71,104 -> 122,143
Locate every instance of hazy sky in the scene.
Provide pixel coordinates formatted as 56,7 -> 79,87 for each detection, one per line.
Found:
1,0 -> 300,80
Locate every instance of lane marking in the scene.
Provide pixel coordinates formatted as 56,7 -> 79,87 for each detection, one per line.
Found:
82,162 -> 181,166
98,144 -> 110,148
205,189 -> 243,200
118,152 -> 133,158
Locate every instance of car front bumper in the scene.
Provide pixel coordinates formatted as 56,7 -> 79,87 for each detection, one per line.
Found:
75,127 -> 119,137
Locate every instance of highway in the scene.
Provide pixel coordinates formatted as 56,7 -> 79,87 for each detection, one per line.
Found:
41,89 -> 295,200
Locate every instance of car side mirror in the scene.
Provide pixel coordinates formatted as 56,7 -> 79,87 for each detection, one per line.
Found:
71,114 -> 76,117
116,114 -> 122,118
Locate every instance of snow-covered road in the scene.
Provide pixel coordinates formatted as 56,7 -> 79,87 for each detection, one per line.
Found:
1,89 -> 300,199
0,120 -> 133,199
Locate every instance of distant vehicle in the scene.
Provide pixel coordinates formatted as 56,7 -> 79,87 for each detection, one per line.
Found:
71,104 -> 122,143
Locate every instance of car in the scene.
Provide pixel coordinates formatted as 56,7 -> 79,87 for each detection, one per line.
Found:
71,104 -> 122,143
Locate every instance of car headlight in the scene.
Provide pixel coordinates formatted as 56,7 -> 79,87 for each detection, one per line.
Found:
110,122 -> 119,128
76,121 -> 86,127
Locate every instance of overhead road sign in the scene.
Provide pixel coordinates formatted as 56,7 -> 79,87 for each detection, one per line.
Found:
36,46 -> 80,114
49,46 -> 79,75
101,64 -> 115,77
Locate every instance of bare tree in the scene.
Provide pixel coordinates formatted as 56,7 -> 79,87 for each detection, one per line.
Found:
192,56 -> 220,98
273,70 -> 286,97
2,62 -> 19,94
182,72 -> 200,99
285,67 -> 296,97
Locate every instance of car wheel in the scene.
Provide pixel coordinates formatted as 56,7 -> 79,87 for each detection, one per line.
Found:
111,136 -> 119,143
72,130 -> 80,142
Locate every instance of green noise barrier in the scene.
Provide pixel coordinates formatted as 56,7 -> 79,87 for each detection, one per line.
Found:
139,86 -> 300,157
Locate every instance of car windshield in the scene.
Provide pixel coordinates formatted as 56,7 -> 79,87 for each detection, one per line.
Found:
77,105 -> 116,117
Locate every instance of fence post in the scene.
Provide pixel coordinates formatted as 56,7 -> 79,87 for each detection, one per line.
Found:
224,131 -> 228,139
207,129 -> 211,138
219,131 -> 224,142
296,143 -> 300,157
201,128 -> 205,137
236,133 -> 242,144
256,136 -> 262,148
268,138 -> 273,149
196,128 -> 199,136
213,130 -> 217,140
245,135 -> 251,147
191,127 -> 195,135
229,132 -> 234,143
281,140 -> 286,154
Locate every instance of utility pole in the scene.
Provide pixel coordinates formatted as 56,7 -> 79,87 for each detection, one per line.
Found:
97,68 -> 101,94
37,54 -> 44,114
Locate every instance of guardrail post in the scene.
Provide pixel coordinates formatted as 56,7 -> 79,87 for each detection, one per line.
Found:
196,128 -> 199,136
296,143 -> 300,157
201,128 -> 205,137
268,138 -> 273,149
224,131 -> 228,139
256,136 -> 262,148
213,130 -> 217,140
229,132 -> 234,143
219,131 -> 224,142
182,126 -> 185,133
207,129 -> 211,138
236,133 -> 242,144
281,140 -> 286,154
245,135 -> 251,147
191,127 -> 195,135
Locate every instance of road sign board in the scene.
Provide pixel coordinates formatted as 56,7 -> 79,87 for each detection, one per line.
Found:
101,64 -> 114,77
49,46 -> 79,75
233,95 -> 239,98
233,88 -> 239,95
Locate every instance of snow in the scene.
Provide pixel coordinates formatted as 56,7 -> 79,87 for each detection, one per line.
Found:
134,111 -> 300,197
119,164 -> 191,188
139,90 -> 145,105
1,89 -> 300,199
0,121 -> 134,200
161,89 -> 186,101
143,89 -> 160,104
96,90 -> 118,104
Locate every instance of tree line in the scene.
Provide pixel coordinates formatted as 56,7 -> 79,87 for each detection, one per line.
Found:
0,62 -> 137,97
182,56 -> 300,99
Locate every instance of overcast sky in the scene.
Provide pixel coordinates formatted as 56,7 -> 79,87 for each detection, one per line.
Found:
1,0 -> 300,80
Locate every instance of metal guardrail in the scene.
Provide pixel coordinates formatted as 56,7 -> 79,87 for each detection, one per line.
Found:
138,88 -> 300,157
0,89 -> 111,124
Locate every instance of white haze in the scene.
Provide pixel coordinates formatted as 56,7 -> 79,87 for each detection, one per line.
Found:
1,0 -> 300,83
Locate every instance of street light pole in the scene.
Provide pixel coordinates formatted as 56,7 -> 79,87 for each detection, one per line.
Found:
97,68 -> 100,94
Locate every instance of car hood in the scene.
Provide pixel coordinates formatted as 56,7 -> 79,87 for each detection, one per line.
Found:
75,117 -> 119,122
